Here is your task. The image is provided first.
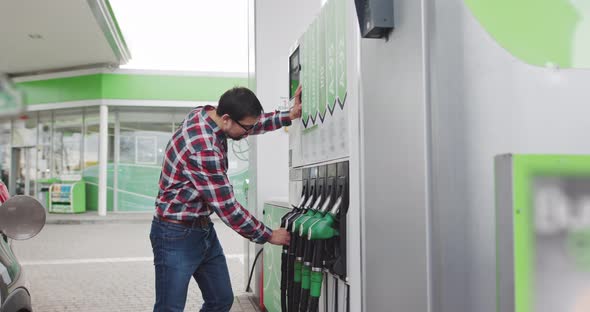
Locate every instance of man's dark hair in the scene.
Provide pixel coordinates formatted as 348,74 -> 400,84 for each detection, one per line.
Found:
217,87 -> 263,121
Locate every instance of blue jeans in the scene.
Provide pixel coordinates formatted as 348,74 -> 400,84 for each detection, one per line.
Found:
150,219 -> 233,312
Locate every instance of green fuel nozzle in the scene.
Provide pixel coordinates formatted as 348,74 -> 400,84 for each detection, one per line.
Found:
307,195 -> 342,240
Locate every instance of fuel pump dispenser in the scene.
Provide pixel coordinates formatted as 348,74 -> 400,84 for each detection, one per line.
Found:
281,168 -> 310,312
298,165 -> 327,312
276,1 -> 351,309
286,167 -> 317,311
281,162 -> 348,312
289,166 -> 322,312
306,162 -> 348,312
332,161 -> 349,279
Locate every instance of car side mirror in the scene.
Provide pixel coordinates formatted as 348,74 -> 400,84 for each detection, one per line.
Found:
0,195 -> 46,240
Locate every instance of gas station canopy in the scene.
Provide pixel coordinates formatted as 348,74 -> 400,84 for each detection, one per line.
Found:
0,0 -> 130,76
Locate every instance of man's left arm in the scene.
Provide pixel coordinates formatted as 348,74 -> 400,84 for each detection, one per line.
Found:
249,85 -> 302,135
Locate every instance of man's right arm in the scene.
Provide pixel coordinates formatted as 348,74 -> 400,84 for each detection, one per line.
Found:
249,85 -> 302,136
248,110 -> 292,136
183,149 -> 273,244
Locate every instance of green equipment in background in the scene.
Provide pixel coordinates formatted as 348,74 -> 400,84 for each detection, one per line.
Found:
263,201 -> 292,312
37,178 -> 60,208
48,177 -> 86,213
495,154 -> 590,312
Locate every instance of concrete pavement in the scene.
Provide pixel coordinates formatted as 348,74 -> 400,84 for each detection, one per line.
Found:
13,213 -> 260,311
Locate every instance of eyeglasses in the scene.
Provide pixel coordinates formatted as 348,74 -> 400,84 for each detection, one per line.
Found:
233,118 -> 257,132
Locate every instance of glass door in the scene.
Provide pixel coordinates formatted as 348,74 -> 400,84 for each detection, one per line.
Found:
10,146 -> 37,196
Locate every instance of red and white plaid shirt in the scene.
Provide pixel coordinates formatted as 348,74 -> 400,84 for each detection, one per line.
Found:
0,181 -> 8,204
155,105 -> 291,243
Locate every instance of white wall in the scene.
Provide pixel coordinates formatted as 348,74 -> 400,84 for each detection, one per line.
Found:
358,1 -> 431,311
253,0 -> 322,217
250,0 -> 322,300
429,1 -> 590,312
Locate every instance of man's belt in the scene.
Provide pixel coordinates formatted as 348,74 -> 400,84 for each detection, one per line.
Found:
155,215 -> 211,228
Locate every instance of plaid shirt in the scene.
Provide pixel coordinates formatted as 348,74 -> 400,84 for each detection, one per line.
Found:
155,105 -> 292,243
0,181 -> 8,204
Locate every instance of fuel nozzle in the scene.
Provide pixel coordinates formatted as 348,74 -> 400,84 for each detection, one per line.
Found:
290,186 -> 323,312
281,187 -> 309,312
295,194 -> 307,210
308,194 -> 342,240
296,189 -> 328,312
306,193 -> 343,312
283,191 -> 307,228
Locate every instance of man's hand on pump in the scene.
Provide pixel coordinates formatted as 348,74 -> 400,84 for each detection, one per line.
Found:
269,228 -> 291,245
289,85 -> 303,120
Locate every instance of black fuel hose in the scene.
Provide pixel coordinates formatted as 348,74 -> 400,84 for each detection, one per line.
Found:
281,245 -> 289,312
287,222 -> 302,311
307,240 -> 324,312
299,240 -> 315,312
291,235 -> 305,311
281,208 -> 300,312
246,248 -> 264,292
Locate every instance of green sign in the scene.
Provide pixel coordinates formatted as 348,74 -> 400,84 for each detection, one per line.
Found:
318,12 -> 327,121
326,0 -> 337,114
336,0 -> 347,107
310,19 -> 318,124
299,0 -> 347,128
301,31 -> 310,127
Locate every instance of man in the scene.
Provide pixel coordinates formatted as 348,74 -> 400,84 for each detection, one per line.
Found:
151,85 -> 302,312
0,180 -> 8,204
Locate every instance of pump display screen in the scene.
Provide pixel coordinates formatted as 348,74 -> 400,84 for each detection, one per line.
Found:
533,176 -> 590,312
289,48 -> 300,99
